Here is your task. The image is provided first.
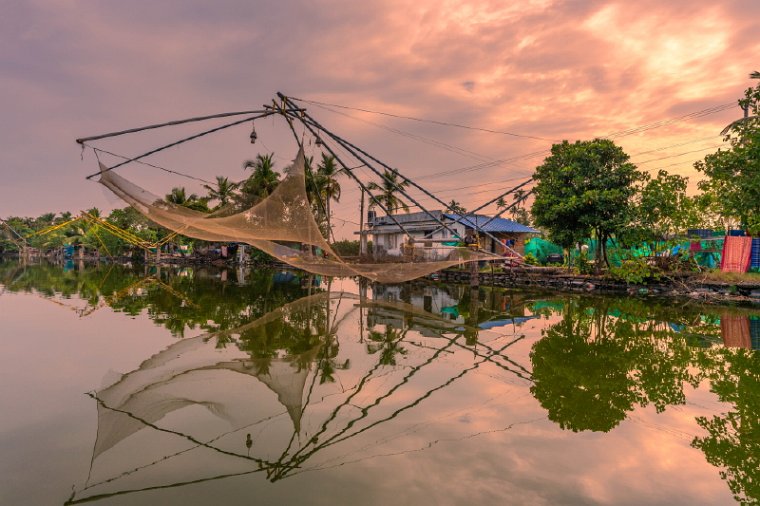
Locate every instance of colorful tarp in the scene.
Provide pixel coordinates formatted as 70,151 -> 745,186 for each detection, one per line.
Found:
720,236 -> 752,273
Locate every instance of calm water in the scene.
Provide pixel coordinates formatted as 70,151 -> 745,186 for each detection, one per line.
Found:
1,260 -> 759,505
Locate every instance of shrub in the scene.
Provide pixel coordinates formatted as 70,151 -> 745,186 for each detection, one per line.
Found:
609,258 -> 661,284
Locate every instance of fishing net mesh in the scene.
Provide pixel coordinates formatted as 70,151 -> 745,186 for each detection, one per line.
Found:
98,148 -> 498,282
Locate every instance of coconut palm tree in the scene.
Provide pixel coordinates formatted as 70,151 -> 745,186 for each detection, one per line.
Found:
239,153 -> 279,206
165,187 -> 210,212
316,154 -> 342,234
366,169 -> 410,215
447,200 -> 467,215
203,176 -> 240,210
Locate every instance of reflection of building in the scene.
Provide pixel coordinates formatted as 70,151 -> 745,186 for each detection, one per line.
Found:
366,210 -> 538,259
369,283 -> 538,332
372,284 -> 464,324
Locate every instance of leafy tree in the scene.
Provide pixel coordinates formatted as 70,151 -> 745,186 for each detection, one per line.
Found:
531,139 -> 644,271
695,74 -> 760,234
367,170 -> 410,215
628,170 -> 691,254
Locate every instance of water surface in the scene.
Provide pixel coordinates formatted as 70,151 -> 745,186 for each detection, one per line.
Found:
1,260 -> 758,505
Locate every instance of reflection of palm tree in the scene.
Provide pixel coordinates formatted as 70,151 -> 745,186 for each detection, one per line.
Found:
367,170 -> 410,215
318,337 -> 349,384
203,176 -> 240,209
366,327 -> 407,366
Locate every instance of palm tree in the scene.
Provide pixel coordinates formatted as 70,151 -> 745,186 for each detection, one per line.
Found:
203,176 -> 240,210
366,169 -> 410,215
240,153 -> 279,205
165,187 -> 210,212
316,154 -> 342,234
447,200 -> 466,215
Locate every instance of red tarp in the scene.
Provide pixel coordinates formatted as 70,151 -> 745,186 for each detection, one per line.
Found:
720,236 -> 752,273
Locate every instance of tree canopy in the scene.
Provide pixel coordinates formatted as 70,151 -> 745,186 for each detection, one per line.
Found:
531,139 -> 644,269
695,75 -> 760,234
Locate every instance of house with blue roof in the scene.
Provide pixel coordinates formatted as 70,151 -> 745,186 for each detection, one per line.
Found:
363,209 -> 540,259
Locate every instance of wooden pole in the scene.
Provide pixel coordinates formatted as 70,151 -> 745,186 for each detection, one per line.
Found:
359,189 -> 366,256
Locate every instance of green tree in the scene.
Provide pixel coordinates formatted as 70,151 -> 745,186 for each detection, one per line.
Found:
629,170 -> 691,254
531,139 -> 644,271
695,74 -> 760,234
367,170 -> 410,215
203,176 -> 240,210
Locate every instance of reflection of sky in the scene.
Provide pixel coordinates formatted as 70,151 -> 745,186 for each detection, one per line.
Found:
0,285 -> 745,505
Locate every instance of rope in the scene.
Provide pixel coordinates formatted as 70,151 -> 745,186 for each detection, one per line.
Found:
76,109 -> 271,144
85,111 -> 276,180
89,146 -> 215,185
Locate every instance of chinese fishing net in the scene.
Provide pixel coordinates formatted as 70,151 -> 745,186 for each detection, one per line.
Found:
97,148 -> 498,283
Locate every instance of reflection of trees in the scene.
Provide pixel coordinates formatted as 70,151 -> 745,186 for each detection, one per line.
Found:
691,348 -> 760,505
67,289 -> 531,504
528,294 -> 760,503
0,261 -> 311,335
530,297 -> 701,432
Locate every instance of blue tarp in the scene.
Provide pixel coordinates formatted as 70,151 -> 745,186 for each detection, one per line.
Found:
751,317 -> 760,350
750,238 -> 760,272
478,316 -> 538,329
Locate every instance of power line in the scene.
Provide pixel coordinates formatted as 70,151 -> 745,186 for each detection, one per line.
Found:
633,144 -> 725,166
291,97 -> 558,141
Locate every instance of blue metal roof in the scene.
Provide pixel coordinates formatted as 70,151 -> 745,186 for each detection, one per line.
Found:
443,213 -> 539,234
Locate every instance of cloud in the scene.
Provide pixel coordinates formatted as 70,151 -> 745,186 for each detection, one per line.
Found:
0,0 -> 757,220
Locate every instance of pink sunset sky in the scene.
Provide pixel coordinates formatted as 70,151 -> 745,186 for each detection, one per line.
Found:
1,0 -> 758,238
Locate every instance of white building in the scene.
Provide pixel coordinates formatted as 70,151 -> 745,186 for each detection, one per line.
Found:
364,210 -> 539,260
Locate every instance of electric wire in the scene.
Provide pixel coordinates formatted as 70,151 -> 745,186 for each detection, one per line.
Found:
291,97 -> 557,141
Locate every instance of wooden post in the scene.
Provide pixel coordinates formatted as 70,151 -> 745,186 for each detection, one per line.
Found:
470,259 -> 479,288
359,189 -> 367,256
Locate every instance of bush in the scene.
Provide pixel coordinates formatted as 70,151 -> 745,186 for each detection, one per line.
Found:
523,253 -> 540,266
331,240 -> 360,256
609,258 -> 661,284
575,250 -> 594,275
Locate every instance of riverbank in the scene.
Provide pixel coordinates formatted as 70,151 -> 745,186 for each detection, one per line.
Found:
435,266 -> 760,306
